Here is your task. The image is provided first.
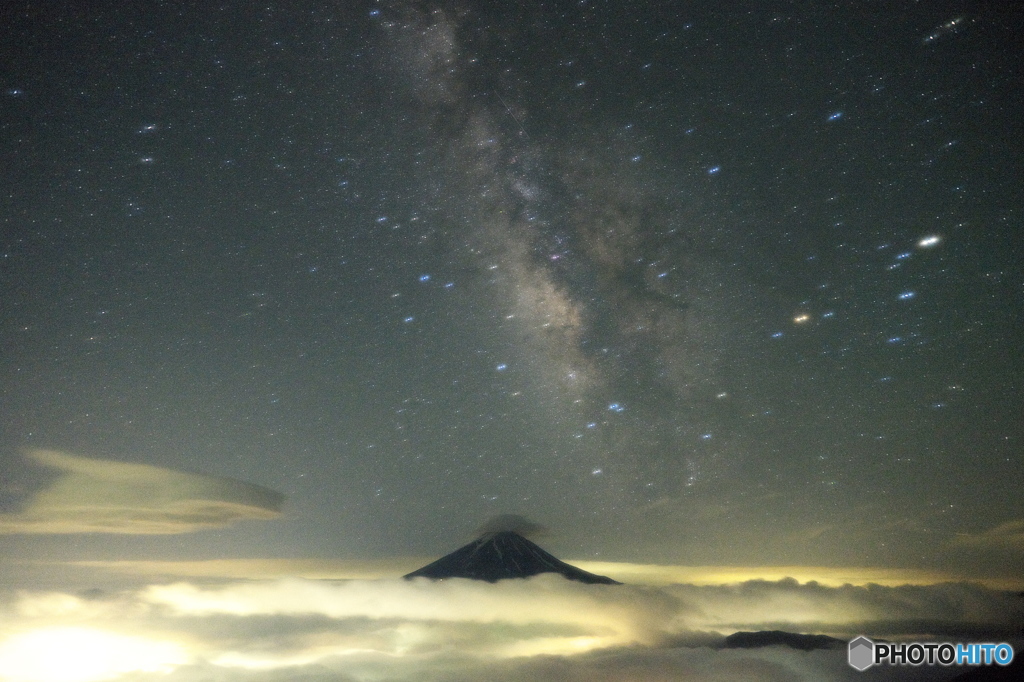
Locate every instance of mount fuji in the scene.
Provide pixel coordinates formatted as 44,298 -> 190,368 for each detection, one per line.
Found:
404,530 -> 621,584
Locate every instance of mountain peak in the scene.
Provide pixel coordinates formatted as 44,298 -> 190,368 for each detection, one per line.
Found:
404,530 -> 621,584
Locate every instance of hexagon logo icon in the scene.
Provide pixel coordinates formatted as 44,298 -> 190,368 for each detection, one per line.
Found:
848,636 -> 875,671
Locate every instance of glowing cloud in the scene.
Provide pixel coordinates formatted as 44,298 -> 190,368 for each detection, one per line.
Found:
0,449 -> 283,534
142,575 -> 674,649
0,627 -> 188,682
1,575 -> 1020,681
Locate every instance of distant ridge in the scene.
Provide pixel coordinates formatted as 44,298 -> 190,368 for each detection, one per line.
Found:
723,630 -> 844,651
404,530 -> 621,584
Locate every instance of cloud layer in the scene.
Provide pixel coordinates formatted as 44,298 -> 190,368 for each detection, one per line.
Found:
0,450 -> 283,534
0,573 -> 1020,682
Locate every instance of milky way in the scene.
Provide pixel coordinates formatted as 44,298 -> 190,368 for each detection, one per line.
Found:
376,6 -> 745,516
1,3 -> 1022,679
1,0 -> 1021,576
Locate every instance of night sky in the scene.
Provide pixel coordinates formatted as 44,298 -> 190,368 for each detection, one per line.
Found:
3,0 -> 1024,587
4,3 -> 1024,680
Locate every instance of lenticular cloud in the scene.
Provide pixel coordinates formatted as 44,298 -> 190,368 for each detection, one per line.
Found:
0,449 -> 283,534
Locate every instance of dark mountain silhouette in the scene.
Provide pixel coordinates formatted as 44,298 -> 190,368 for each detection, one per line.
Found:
723,630 -> 844,651
404,530 -> 621,584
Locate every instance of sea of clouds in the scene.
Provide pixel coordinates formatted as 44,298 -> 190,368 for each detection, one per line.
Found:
1,573 -> 1020,682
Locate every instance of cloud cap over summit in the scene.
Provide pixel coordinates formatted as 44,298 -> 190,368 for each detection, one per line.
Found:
475,514 -> 547,539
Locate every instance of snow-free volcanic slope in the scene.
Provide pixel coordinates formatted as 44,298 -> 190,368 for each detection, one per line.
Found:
404,530 -> 621,584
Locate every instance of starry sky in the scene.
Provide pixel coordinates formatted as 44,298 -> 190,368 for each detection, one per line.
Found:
2,0 -> 1023,587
